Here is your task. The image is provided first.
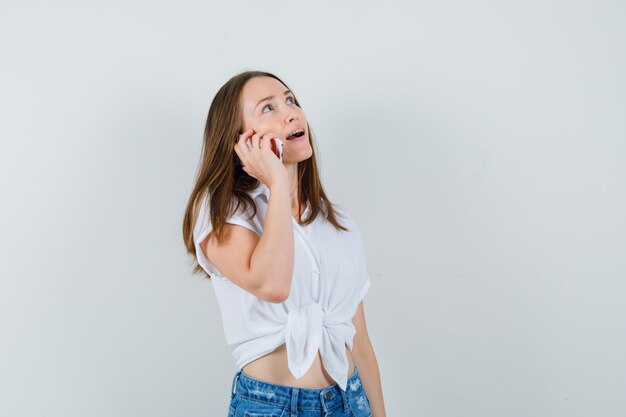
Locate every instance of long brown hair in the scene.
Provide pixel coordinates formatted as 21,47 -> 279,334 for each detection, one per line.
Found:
182,70 -> 350,279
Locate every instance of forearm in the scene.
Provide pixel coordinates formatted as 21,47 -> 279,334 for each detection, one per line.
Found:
250,174 -> 294,301
354,347 -> 386,417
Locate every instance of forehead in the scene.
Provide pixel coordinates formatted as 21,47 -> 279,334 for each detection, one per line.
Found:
241,77 -> 289,109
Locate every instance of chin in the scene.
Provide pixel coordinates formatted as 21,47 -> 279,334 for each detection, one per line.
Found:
284,151 -> 312,164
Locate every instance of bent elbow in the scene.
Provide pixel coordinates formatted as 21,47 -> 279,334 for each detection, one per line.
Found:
266,286 -> 290,303
259,280 -> 290,303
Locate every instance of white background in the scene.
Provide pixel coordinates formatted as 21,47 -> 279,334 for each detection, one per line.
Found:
1,1 -> 625,416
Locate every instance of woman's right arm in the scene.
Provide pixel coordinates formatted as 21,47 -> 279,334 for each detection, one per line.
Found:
247,173 -> 294,301
201,130 -> 294,302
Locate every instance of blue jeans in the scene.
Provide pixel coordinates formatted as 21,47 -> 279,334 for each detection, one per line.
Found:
227,365 -> 372,417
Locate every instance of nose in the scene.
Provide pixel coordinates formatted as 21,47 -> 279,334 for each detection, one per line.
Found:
283,106 -> 298,124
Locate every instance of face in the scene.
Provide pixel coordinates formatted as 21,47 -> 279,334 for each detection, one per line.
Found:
240,76 -> 312,164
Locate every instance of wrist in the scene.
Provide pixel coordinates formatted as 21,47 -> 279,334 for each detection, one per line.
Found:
268,170 -> 288,189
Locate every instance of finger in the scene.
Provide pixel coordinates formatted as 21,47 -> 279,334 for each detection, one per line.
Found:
250,132 -> 261,149
260,133 -> 275,150
241,134 -> 253,151
237,128 -> 252,144
236,131 -> 248,151
241,129 -> 256,150
235,136 -> 250,157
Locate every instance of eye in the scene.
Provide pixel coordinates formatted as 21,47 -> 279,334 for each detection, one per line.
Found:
262,96 -> 297,114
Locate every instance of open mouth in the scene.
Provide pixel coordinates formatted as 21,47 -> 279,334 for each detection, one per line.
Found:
286,129 -> 305,140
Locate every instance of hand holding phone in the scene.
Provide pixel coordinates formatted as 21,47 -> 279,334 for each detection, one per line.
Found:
236,132 -> 283,165
234,129 -> 287,187
270,137 -> 284,161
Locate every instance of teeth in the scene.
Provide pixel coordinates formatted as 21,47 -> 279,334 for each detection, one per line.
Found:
288,129 -> 304,138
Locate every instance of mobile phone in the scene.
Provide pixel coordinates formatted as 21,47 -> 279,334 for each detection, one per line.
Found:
271,137 -> 284,161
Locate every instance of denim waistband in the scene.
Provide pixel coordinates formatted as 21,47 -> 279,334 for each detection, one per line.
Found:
230,365 -> 365,412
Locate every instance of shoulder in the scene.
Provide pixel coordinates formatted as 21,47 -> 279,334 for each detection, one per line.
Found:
193,184 -> 266,240
331,205 -> 359,230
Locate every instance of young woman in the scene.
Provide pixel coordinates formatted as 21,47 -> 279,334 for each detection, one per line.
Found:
182,71 -> 386,416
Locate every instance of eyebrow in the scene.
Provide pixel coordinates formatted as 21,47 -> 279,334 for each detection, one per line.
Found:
255,90 -> 292,110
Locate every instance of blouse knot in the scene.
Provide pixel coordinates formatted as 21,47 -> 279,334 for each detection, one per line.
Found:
285,302 -> 357,392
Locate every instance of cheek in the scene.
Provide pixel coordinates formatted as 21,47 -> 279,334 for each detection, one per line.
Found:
255,122 -> 281,136
244,123 -> 263,136
242,114 -> 265,132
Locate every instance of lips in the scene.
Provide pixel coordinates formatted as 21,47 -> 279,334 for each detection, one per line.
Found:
286,126 -> 305,140
286,133 -> 306,142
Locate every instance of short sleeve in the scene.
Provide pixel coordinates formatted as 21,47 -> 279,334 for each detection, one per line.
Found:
224,209 -> 261,237
359,270 -> 372,302
193,192 -> 262,276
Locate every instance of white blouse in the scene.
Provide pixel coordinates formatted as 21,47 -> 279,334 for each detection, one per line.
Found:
193,182 -> 371,392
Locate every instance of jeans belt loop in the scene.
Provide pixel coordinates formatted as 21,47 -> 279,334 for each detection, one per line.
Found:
290,387 -> 299,417
231,371 -> 241,399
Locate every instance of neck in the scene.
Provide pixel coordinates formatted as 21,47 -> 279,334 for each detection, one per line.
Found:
284,161 -> 300,210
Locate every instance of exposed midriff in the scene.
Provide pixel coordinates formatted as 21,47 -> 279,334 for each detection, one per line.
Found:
241,342 -> 356,388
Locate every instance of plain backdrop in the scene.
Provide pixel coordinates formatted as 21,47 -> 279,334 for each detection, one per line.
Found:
1,1 -> 625,416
